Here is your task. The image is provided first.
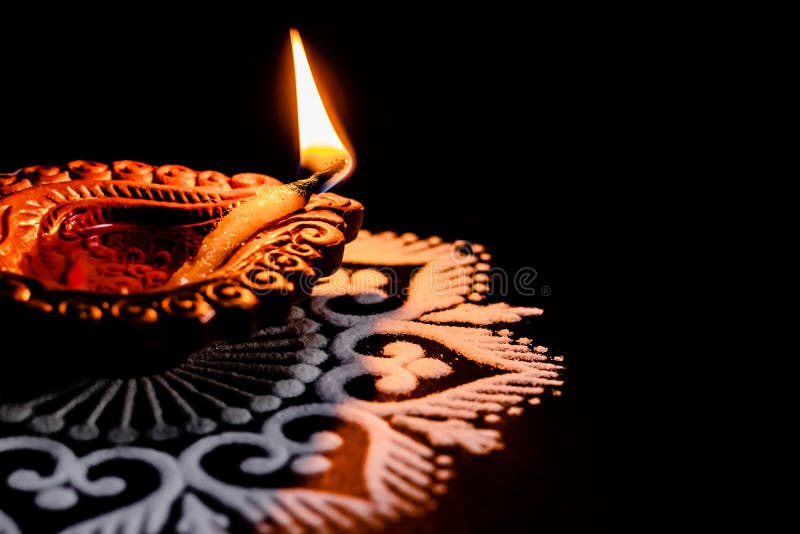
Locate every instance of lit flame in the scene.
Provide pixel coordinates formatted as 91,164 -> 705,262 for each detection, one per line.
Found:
290,28 -> 354,191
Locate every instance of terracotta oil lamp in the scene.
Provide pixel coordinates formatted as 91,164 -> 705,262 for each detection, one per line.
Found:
0,30 -> 362,376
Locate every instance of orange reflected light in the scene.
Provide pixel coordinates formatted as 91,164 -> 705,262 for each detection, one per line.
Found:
290,28 -> 354,191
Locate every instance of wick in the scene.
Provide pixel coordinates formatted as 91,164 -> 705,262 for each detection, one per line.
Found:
167,159 -> 347,288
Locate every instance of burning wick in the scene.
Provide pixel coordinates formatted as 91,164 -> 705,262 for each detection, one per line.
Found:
167,159 -> 347,286
168,28 -> 353,287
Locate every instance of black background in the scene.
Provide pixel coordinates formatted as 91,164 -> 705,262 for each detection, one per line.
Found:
0,7 -> 706,533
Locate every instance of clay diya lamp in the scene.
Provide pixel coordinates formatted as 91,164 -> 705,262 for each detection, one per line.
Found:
0,160 -> 362,376
0,30 -> 362,378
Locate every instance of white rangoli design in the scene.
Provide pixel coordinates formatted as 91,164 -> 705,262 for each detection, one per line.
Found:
0,230 -> 564,533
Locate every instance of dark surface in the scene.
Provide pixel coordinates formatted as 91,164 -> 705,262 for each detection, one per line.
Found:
0,10 -> 692,533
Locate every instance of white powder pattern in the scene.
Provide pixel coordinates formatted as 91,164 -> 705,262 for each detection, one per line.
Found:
0,230 -> 564,532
